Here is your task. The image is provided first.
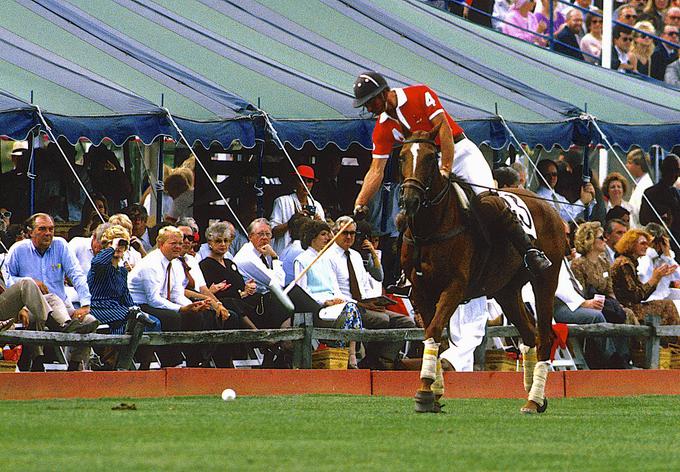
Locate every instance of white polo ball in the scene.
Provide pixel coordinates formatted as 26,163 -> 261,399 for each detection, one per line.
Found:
221,388 -> 236,401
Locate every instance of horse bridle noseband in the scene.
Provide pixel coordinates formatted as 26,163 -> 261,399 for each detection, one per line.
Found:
399,138 -> 450,209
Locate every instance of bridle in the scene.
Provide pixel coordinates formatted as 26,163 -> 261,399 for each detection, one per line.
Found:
399,138 -> 450,210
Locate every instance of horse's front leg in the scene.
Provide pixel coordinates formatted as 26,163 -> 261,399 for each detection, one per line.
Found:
415,279 -> 467,413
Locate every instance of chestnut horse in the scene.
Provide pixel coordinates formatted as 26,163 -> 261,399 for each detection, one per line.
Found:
397,128 -> 565,414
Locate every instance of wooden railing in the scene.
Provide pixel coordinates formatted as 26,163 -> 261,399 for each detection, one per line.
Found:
0,314 -> 669,370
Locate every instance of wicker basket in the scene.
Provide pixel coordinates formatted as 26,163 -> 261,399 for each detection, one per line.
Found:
484,350 -> 519,372
0,360 -> 17,373
312,347 -> 349,370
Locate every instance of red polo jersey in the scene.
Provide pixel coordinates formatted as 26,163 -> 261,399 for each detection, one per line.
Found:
371,84 -> 464,158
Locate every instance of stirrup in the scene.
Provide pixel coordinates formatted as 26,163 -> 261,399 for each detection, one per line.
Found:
523,249 -> 552,275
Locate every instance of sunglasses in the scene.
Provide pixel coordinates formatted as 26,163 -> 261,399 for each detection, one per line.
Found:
620,36 -> 633,42
182,233 -> 198,242
341,231 -> 357,236
623,14 -> 637,19
667,31 -> 680,36
0,211 -> 11,218
591,19 -> 603,24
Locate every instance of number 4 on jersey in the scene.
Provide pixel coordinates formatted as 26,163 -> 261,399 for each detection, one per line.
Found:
424,92 -> 436,107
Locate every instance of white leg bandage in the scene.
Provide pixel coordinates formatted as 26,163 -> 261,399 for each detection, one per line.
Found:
431,358 -> 444,396
520,343 -> 536,394
527,361 -> 550,406
420,338 -> 440,381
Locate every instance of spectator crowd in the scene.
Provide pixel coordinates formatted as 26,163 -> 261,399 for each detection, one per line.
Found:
429,0 -> 680,84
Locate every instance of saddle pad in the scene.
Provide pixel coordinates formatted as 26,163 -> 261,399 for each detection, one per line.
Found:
497,191 -> 537,239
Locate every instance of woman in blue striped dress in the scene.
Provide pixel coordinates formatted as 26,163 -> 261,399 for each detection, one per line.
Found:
88,225 -> 160,335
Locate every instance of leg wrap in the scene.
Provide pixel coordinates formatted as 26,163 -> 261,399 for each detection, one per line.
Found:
420,338 -> 440,381
431,358 -> 445,396
527,361 -> 550,406
520,343 -> 536,394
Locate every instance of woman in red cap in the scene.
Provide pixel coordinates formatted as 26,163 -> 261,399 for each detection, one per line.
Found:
270,164 -> 326,255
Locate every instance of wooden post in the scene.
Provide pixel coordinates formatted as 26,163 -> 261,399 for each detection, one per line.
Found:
116,319 -> 145,371
645,315 -> 661,369
292,313 -> 313,369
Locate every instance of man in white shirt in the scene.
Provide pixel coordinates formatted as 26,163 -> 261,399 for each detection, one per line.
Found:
233,218 -> 291,329
328,216 -> 415,369
68,222 -> 110,277
128,226 -> 211,367
626,149 -> 654,228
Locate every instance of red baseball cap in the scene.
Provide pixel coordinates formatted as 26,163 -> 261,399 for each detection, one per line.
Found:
294,165 -> 318,182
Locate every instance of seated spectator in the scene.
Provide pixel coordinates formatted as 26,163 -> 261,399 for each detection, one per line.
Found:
0,207 -> 10,233
127,226 -> 219,367
606,205 -> 632,227
493,166 -> 521,189
176,217 -> 200,255
626,148 -> 654,227
88,224 -> 159,333
535,159 -> 595,222
640,154 -> 680,261
611,228 -> 680,325
270,165 -> 325,256
68,193 -> 108,240
638,223 -> 680,310
666,6 -> 680,28
630,21 -> 657,75
122,203 -> 152,253
652,24 -> 679,80
616,4 -> 640,27
294,220 -> 362,369
107,213 -> 142,268
602,172 -> 634,216
581,10 -> 604,64
553,9 -> 585,61
233,218 -> 292,330
199,221 -> 258,331
536,0 -> 567,40
280,213 -> 311,286
328,216 -> 415,370
639,0 -> 669,33
502,0 -> 547,46
611,24 -> 637,72
571,222 -> 636,324
354,220 -> 384,286
493,0 -> 514,31
5,212 -> 99,370
68,222 -> 110,276
164,169 -> 194,223
555,222 -> 629,368
0,276 -> 58,370
510,161 -> 528,188
603,218 -> 629,265
666,56 -> 680,85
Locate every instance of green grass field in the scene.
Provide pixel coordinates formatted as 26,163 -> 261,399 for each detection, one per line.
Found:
4,394 -> 680,471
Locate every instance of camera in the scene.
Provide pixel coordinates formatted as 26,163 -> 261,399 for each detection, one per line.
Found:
302,204 -> 317,216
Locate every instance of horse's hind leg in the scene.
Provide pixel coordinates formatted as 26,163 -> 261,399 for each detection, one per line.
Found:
493,287 -> 546,412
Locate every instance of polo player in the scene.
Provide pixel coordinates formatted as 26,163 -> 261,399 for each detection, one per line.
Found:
351,71 -> 552,276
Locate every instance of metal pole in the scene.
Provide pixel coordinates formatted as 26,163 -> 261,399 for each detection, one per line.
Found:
548,0 -> 555,51
601,0 -> 614,69
156,137 -> 165,225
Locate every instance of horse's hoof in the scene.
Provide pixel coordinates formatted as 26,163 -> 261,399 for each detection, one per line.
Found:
414,390 -> 437,413
537,397 -> 548,414
520,399 -> 547,415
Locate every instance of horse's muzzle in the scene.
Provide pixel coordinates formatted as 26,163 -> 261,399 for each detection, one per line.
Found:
399,193 -> 421,216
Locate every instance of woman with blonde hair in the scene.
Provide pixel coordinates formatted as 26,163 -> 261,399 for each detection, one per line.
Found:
571,222 -> 636,324
630,21 -> 657,76
611,228 -> 679,325
640,0 -> 670,33
88,225 -> 161,333
601,172 -> 634,214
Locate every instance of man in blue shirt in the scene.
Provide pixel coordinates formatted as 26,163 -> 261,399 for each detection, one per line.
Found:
5,213 -> 99,370
534,159 -> 595,222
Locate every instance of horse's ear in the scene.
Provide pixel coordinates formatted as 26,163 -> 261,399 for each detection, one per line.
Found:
428,121 -> 442,141
402,127 -> 412,140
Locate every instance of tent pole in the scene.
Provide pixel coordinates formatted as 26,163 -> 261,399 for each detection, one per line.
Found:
257,139 -> 265,218
28,130 -> 36,215
601,0 -> 613,69
156,136 -> 165,224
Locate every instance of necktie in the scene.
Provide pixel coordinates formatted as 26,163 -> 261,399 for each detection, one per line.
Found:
165,262 -> 173,300
345,250 -> 362,300
564,260 -> 585,298
260,254 -> 270,269
180,256 -> 195,290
